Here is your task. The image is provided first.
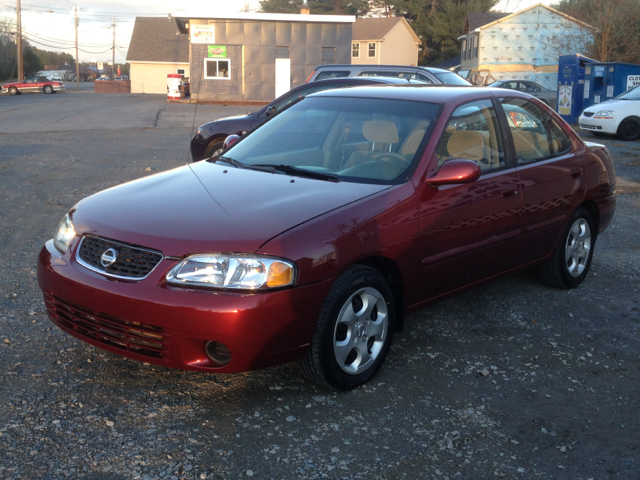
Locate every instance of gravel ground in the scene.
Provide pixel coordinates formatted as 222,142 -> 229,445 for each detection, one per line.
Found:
0,92 -> 639,479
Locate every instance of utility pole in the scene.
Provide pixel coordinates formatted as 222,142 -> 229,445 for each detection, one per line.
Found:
16,0 -> 22,81
75,7 -> 80,89
112,17 -> 116,80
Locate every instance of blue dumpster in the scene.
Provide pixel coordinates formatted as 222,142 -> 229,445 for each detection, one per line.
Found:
583,62 -> 640,110
556,54 -> 598,124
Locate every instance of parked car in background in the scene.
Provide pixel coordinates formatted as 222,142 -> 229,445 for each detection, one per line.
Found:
1,76 -> 65,95
579,86 -> 640,141
190,76 -> 426,161
488,80 -> 557,108
305,64 -> 471,86
38,86 -> 616,390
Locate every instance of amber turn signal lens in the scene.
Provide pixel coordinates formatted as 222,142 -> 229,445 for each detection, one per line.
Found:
267,262 -> 293,287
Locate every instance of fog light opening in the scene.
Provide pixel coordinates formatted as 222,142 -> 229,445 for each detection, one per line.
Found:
205,341 -> 231,366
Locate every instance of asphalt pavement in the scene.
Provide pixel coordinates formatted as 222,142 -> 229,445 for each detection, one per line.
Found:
0,88 -> 639,480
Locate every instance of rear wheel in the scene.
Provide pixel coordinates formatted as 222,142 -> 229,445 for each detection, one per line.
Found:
617,118 -> 640,141
8,87 -> 18,95
540,207 -> 595,289
300,266 -> 395,390
43,85 -> 54,94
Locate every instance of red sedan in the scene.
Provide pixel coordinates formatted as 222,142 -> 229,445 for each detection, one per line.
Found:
37,86 -> 616,390
1,76 -> 65,95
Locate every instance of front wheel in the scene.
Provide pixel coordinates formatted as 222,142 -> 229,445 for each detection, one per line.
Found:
204,138 -> 225,159
8,87 -> 18,95
539,207 -> 595,289
43,85 -> 54,94
300,266 -> 396,390
617,118 -> 640,141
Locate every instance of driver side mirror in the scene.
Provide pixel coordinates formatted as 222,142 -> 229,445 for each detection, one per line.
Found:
426,159 -> 481,187
265,106 -> 275,117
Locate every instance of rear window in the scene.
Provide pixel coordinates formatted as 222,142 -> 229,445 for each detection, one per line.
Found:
430,71 -> 471,86
315,71 -> 350,81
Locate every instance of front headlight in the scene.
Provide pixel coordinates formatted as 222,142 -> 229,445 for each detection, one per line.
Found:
166,254 -> 297,290
53,214 -> 76,254
594,111 -> 616,118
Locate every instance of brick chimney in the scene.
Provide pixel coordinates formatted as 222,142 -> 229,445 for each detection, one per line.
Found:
301,0 -> 310,14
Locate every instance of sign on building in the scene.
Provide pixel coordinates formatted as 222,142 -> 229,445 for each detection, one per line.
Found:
628,75 -> 640,90
191,25 -> 215,44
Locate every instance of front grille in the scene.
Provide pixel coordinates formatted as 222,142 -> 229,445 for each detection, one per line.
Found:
44,293 -> 165,359
77,235 -> 163,280
580,123 -> 597,130
583,111 -> 595,117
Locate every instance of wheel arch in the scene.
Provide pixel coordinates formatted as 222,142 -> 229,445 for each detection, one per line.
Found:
580,200 -> 600,237
353,255 -> 405,332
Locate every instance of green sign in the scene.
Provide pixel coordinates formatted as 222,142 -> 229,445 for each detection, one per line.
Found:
208,46 -> 227,58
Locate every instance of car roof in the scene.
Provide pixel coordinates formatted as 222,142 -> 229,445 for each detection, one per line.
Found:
313,64 -> 453,74
311,76 -> 419,85
310,85 -> 531,103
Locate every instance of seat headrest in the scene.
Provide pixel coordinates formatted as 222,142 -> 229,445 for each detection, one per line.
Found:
447,130 -> 485,161
363,120 -> 399,144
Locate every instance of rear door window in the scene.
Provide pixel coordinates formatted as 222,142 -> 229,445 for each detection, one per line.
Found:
500,98 -> 552,163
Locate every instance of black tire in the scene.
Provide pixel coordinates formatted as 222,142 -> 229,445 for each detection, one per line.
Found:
539,207 -> 595,289
300,265 -> 396,390
204,138 -> 225,159
8,87 -> 18,95
43,85 -> 54,94
617,117 -> 640,141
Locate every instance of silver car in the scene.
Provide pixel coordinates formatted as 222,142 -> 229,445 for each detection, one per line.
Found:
489,80 -> 557,109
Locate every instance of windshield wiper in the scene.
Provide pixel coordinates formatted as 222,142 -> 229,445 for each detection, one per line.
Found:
210,156 -> 245,169
248,164 -> 340,182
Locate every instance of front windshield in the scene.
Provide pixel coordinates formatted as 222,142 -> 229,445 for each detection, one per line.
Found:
431,71 -> 471,86
615,86 -> 640,100
224,96 -> 440,184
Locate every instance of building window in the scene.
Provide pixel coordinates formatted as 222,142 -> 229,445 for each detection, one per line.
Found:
177,68 -> 185,76
462,39 -> 466,60
322,47 -> 336,65
352,43 -> 360,58
204,59 -> 230,80
368,42 -> 376,58
473,36 -> 478,59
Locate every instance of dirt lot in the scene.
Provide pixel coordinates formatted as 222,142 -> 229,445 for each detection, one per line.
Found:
0,91 -> 639,480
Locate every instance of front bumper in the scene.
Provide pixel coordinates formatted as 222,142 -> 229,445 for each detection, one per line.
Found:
579,115 -> 619,135
37,239 -> 332,373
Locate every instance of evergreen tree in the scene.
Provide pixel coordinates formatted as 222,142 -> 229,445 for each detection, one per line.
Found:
23,46 -> 44,76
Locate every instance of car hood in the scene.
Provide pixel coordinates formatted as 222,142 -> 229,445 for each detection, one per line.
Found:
201,113 -> 256,129
70,161 -> 388,257
583,98 -> 639,113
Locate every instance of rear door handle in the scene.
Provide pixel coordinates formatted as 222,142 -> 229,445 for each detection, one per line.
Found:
571,167 -> 583,179
501,185 -> 519,198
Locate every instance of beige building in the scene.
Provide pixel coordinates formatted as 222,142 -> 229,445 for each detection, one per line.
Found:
351,17 -> 420,66
127,18 -> 190,94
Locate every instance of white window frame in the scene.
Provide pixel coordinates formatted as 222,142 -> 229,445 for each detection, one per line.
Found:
352,43 -> 360,58
204,58 -> 231,80
368,42 -> 376,58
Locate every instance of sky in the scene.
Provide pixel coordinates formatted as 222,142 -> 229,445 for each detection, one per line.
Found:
0,0 -> 547,66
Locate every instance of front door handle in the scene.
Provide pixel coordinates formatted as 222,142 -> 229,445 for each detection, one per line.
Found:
571,167 -> 583,179
501,185 -> 519,198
